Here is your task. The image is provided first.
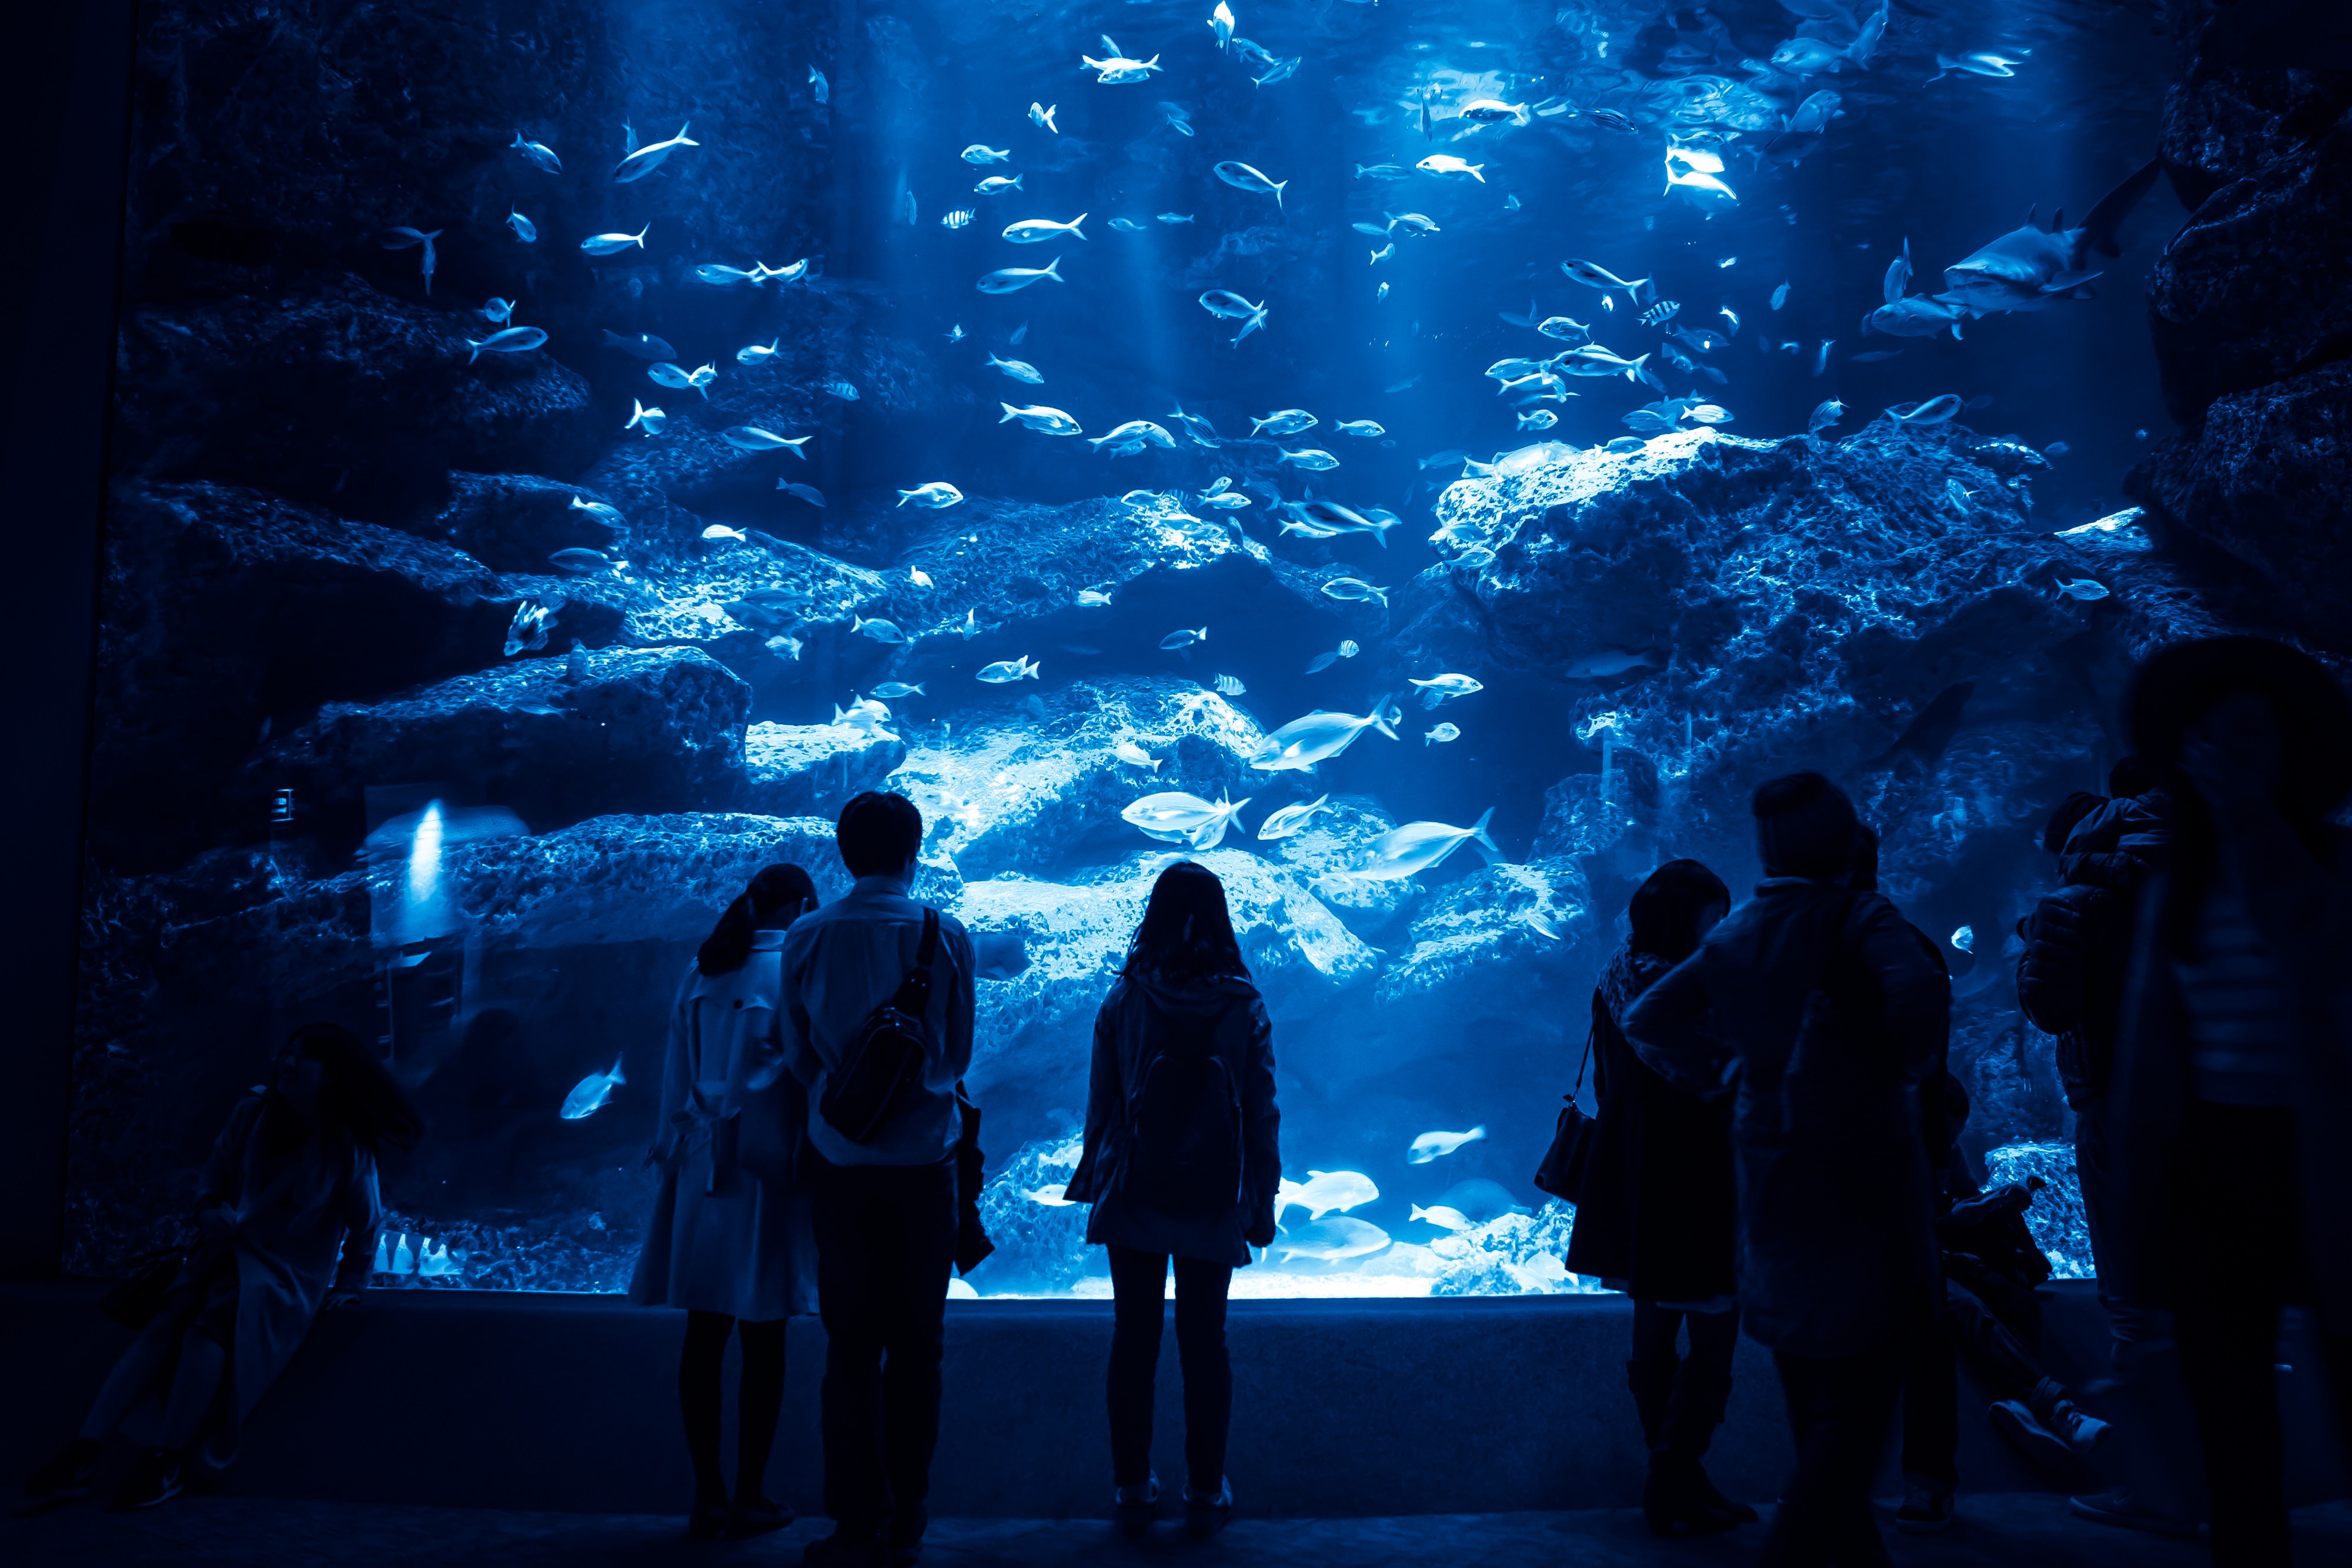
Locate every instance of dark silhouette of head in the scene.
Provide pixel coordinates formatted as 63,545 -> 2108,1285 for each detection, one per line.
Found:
1121,861 -> 1250,983
837,791 -> 924,879
1627,858 -> 1732,963
698,862 -> 819,976
1751,771 -> 1861,880
2042,791 -> 2106,854
283,1022 -> 423,1155
1848,824 -> 1881,892
2107,754 -> 2158,800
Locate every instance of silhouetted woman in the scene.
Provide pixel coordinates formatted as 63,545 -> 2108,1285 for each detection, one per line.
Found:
631,863 -> 822,1541
1565,858 -> 1753,1536
1064,861 -> 1281,1540
28,1022 -> 420,1510
2112,638 -> 2352,1567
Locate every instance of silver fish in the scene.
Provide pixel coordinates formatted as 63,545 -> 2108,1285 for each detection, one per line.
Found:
1158,212 -> 1194,225
613,122 -> 697,183
1002,214 -> 1088,243
1122,790 -> 1250,850
975,174 -> 1025,195
978,655 -> 1041,683
723,426 -> 812,456
1251,408 -> 1317,436
998,402 -> 1083,434
1320,577 -> 1387,606
986,352 -> 1044,384
897,483 -> 964,509
624,398 -> 665,435
1561,258 -> 1649,299
580,224 -> 649,256
603,330 -> 677,360
560,1056 -> 626,1119
1358,809 -> 1499,880
1424,723 -> 1461,745
506,210 -> 537,242
1889,393 -> 1964,425
464,325 -> 546,364
978,259 -> 1063,293
1198,290 -> 1268,343
1255,793 -> 1332,840
510,131 -> 562,173
737,337 -> 780,365
1213,161 -> 1288,209
1279,447 -> 1339,470
1158,627 -> 1208,650
962,144 -> 1011,163
1251,701 -> 1400,770
852,615 -> 909,644
1029,102 -> 1058,133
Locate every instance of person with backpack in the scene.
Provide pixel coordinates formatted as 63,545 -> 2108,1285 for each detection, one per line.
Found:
631,863 -> 821,1542
1624,773 -> 1948,1568
779,794 -> 976,1568
1561,858 -> 1751,1537
1063,861 -> 1281,1540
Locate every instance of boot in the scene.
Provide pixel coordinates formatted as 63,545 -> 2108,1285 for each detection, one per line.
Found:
1642,1366 -> 1745,1535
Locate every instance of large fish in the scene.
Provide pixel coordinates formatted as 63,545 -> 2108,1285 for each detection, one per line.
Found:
1120,790 -> 1251,849
1250,701 -> 1401,771
1935,159 -> 2161,315
1356,809 -> 1501,880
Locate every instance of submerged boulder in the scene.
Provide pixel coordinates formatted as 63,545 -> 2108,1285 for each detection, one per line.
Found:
743,721 -> 907,818
420,472 -> 624,576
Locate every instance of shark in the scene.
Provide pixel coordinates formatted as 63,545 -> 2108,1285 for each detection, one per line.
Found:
1934,159 -> 2161,315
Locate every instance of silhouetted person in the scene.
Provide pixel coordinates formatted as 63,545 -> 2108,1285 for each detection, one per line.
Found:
1625,773 -> 1947,1568
2109,638 -> 2352,1568
28,1023 -> 419,1510
1563,858 -> 1752,1536
781,793 -> 975,1568
632,863 -> 823,1541
1064,861 -> 1280,1540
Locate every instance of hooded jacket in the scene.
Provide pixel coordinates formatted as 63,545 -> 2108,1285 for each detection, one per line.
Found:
1624,879 -> 1949,1357
2017,791 -> 2171,1106
1064,971 -> 1281,1268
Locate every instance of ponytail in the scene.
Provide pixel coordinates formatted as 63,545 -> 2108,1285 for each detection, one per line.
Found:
697,862 -> 819,975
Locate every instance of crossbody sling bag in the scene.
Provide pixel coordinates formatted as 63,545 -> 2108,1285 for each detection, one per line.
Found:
820,908 -> 942,1144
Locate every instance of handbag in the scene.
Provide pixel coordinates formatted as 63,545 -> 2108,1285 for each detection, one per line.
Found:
99,1249 -> 188,1330
820,910 -> 941,1143
952,1079 -> 994,1276
1532,998 -> 1602,1202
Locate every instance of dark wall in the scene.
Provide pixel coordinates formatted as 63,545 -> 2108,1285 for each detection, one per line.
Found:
0,0 -> 137,1278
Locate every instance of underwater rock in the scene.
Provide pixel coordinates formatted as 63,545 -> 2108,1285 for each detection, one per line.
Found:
255,647 -> 754,854
421,472 -> 624,574
1984,1141 -> 2093,1280
743,721 -> 907,818
1262,795 -> 1419,937
91,480 -> 523,871
955,847 -> 1377,1130
890,677 -> 1268,877
968,1132 -> 1097,1296
112,277 -> 600,527
1372,857 -> 1594,1009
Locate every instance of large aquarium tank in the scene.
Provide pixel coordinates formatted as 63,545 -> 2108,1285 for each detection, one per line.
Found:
83,0 -> 2291,1300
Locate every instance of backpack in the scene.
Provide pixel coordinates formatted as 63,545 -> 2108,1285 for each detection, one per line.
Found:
1121,989 -> 1246,1219
818,909 -> 940,1145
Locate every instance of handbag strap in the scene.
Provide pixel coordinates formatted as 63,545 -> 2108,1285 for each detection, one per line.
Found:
1567,989 -> 1604,1101
888,909 -> 942,1016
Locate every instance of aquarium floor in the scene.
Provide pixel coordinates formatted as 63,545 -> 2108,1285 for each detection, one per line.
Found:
9,1494 -> 2352,1567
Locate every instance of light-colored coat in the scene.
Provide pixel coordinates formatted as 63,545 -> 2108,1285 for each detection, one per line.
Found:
630,930 -> 818,1321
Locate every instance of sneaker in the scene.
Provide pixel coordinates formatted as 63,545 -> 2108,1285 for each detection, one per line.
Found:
107,1449 -> 182,1513
730,1495 -> 794,1540
1115,1473 -> 1159,1539
2050,1400 -> 2111,1454
803,1528 -> 883,1567
886,1506 -> 927,1566
1989,1399 -> 2077,1477
1893,1485 -> 1955,1534
1184,1477 -> 1234,1540
26,1438 -> 102,1500
2068,1489 -> 2205,1539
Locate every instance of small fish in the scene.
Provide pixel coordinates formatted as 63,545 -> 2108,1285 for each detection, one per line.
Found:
1319,576 -> 1387,606
1030,102 -> 1058,133
1089,419 -> 1176,453
602,330 -> 677,360
2054,578 -> 2110,601
897,482 -> 965,509
723,426 -> 811,456
978,656 -> 1042,683
1208,1 -> 1235,50
702,524 -> 747,543
1157,212 -> 1194,225
1214,674 -> 1246,696
1083,47 -> 1164,85
1011,322 -> 1030,345
974,173 -> 1025,195
778,481 -> 826,507
1890,393 -> 1965,426
506,209 -> 537,243
1719,307 -> 1740,332
1932,51 -> 2026,81
1424,723 -> 1461,745
482,297 -> 514,325
1353,163 -> 1409,180
1505,193 -> 1522,211
613,121 -> 698,184
1255,793 -> 1331,840
1408,1203 -> 1476,1232
1639,299 -> 1681,327
1198,492 -> 1249,510
1252,408 -> 1317,436
1461,99 -> 1529,125
819,378 -> 860,401
1159,627 -> 1208,650
766,634 -> 803,660
1811,339 -> 1835,376
1108,218 -> 1146,233
1003,213 -> 1088,244
978,259 -> 1064,293
1275,1169 -> 1379,1221
1411,673 -> 1483,703
984,352 -> 1044,385
872,682 -> 927,700
1280,448 -> 1339,470
1536,316 -> 1591,343
1416,154 -> 1486,182
737,337 -> 781,365
1561,258 -> 1650,301
570,496 -> 624,527
1387,375 -> 1423,393
1386,212 -> 1441,237
1517,409 -> 1558,431
1683,403 -> 1732,425
962,144 -> 1011,164
2044,442 -> 2072,458
1771,282 -> 1791,310
580,224 -> 650,256
1199,289 -> 1270,343
1582,107 -> 1636,133
809,66 -> 829,103
1951,925 -> 1976,954
999,402 -> 1083,434
1406,1125 -> 1486,1163
1943,477 -> 1974,511
1160,102 -> 1195,136
851,614 -> 909,644
695,263 -> 765,286
1213,161 -> 1288,209
504,600 -> 553,657
1335,419 -> 1385,438
946,324 -> 967,343
549,547 -> 617,576
1376,282 -> 1391,302
464,325 -> 547,364
510,131 -> 562,173
624,398 -> 666,436
1807,399 -> 1845,436
941,209 -> 974,230
1113,739 -> 1161,771
560,1055 -> 626,1119
1167,404 -> 1221,446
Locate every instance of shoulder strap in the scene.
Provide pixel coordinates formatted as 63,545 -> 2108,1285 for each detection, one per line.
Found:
886,908 -> 941,1016
916,907 -> 940,970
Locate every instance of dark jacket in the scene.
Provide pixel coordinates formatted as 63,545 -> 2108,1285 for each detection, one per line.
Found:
1064,972 -> 1281,1268
2111,825 -> 2352,1335
2017,791 -> 2170,1106
1562,943 -> 1737,1303
1625,879 -> 1949,1358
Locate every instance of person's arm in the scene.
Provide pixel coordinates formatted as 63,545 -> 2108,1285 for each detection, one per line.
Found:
1241,1001 -> 1281,1248
1855,897 -> 1950,1083
2015,894 -> 2086,1036
1062,996 -> 1123,1203
328,1152 -> 382,1306
650,981 -> 694,1164
779,935 -> 821,1089
1622,953 -> 1726,1095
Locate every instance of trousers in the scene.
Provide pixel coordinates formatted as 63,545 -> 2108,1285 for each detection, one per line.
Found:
1106,1244 -> 1234,1493
1759,1343 -> 1904,1568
